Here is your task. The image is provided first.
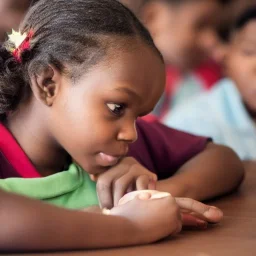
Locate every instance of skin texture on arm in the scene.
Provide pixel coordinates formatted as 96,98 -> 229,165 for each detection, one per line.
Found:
156,143 -> 245,201
0,189 -> 182,252
0,189 -> 134,251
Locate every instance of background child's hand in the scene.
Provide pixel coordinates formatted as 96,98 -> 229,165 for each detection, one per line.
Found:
175,198 -> 223,229
91,157 -> 157,209
110,192 -> 182,244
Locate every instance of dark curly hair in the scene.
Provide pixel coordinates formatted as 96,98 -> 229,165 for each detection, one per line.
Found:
0,0 -> 161,120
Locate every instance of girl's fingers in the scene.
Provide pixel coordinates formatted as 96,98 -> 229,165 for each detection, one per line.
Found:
148,176 -> 157,190
95,157 -> 157,208
113,173 -> 155,206
113,172 -> 136,207
96,178 -> 113,209
136,175 -> 150,191
137,192 -> 152,200
175,198 -> 223,223
126,184 -> 134,193
182,213 -> 208,229
96,169 -> 126,209
136,173 -> 157,190
118,190 -> 153,206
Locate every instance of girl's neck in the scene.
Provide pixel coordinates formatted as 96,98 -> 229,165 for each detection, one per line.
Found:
5,101 -> 69,177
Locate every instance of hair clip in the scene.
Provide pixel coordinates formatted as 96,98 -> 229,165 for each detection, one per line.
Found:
8,29 -> 34,62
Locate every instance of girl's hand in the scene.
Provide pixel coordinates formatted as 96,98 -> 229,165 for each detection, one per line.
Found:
117,190 -> 223,229
91,157 -> 157,209
110,192 -> 182,244
175,198 -> 223,229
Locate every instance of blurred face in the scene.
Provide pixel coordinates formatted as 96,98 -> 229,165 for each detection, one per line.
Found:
145,0 -> 220,71
225,20 -> 256,112
120,0 -> 144,14
48,40 -> 165,175
0,0 -> 30,41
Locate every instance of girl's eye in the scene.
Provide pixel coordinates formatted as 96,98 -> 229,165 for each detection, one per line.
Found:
107,103 -> 125,116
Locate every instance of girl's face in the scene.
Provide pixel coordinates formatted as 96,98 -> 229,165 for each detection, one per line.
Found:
48,41 -> 165,175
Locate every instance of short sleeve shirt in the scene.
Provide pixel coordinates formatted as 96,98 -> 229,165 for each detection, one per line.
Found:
0,121 -> 210,208
129,119 -> 210,180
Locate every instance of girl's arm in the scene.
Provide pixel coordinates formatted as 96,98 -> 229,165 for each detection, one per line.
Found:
0,189 -> 133,251
156,143 -> 244,200
0,189 -> 181,252
129,120 -> 244,201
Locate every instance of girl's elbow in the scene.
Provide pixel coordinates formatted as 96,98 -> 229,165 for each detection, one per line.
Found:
207,143 -> 245,185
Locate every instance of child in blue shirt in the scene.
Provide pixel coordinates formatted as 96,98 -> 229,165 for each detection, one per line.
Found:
164,7 -> 256,161
120,0 -> 224,119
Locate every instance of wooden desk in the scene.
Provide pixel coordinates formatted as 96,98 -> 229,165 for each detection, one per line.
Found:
16,166 -> 256,256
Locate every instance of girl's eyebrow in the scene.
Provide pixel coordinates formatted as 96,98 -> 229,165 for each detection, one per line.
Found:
113,87 -> 141,101
112,87 -> 153,115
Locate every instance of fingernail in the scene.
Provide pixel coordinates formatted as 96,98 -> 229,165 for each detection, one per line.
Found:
205,208 -> 215,217
205,207 -> 223,219
211,206 -> 223,215
138,192 -> 151,200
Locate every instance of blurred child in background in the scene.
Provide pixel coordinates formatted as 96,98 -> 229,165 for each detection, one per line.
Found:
165,7 -> 256,161
120,0 -> 227,121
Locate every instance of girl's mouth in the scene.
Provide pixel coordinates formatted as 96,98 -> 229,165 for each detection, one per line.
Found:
97,152 -> 121,167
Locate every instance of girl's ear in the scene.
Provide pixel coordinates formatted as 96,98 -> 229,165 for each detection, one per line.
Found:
30,65 -> 62,106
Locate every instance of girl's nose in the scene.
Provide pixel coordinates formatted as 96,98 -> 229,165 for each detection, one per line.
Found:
117,120 -> 138,143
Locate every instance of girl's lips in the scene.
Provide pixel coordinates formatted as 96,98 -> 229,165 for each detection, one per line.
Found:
98,152 -> 121,167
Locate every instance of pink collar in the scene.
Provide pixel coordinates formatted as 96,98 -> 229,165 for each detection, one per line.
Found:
0,123 -> 41,178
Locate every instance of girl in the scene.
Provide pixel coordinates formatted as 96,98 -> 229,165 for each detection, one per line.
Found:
0,0 -> 242,252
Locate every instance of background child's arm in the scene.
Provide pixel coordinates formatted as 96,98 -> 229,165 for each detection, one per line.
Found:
156,143 -> 244,200
0,189 -> 181,252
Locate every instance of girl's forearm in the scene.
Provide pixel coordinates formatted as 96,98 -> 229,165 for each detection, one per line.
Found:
157,143 -> 244,201
0,190 -> 139,252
